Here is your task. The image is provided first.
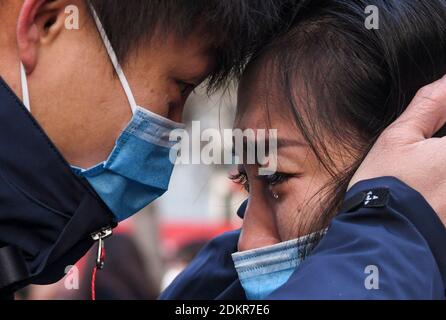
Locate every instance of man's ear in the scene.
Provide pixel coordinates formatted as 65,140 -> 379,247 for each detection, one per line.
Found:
17,0 -> 68,74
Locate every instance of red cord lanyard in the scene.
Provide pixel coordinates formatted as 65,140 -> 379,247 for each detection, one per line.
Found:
90,227 -> 113,301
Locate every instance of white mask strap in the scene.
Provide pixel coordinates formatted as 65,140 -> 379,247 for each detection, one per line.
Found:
20,63 -> 31,111
88,2 -> 138,114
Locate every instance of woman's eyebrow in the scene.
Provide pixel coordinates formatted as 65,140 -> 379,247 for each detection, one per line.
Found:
276,138 -> 308,149
231,138 -> 307,156
253,137 -> 308,149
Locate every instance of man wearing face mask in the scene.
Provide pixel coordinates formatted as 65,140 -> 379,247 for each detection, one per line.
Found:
0,0 -> 298,298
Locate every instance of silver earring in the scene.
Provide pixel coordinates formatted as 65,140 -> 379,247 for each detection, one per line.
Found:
273,192 -> 279,200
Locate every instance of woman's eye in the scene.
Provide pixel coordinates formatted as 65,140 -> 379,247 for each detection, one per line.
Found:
262,172 -> 293,186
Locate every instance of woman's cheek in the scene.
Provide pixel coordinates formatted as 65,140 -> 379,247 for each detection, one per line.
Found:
270,180 -> 307,240
272,177 -> 327,240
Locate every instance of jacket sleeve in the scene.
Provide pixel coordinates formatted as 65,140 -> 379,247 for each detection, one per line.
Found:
267,177 -> 446,300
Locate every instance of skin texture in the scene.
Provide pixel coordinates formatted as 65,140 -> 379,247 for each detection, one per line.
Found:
0,0 -> 214,168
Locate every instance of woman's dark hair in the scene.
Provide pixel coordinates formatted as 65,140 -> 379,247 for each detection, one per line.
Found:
88,0 -> 299,92
247,0 -> 446,233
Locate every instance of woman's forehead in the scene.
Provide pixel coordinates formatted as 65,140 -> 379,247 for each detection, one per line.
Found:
236,67 -> 299,130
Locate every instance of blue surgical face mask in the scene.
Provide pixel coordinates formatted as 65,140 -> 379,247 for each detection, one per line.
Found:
232,230 -> 326,300
19,3 -> 184,222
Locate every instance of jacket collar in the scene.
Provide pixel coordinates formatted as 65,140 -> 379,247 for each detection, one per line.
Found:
0,77 -> 115,294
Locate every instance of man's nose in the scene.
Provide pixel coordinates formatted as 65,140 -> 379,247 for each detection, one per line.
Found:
237,198 -> 281,252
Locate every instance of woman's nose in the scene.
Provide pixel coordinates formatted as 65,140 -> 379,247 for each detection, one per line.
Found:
237,199 -> 281,252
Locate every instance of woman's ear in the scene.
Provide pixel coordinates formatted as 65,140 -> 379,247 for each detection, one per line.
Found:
17,0 -> 68,74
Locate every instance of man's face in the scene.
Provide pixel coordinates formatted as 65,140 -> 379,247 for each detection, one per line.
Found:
122,32 -> 215,123
18,0 -> 215,169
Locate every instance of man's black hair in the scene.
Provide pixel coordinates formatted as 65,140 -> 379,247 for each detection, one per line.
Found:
88,0 -> 298,91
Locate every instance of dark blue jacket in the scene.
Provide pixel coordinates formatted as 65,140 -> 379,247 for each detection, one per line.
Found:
0,77 -> 115,297
160,177 -> 446,300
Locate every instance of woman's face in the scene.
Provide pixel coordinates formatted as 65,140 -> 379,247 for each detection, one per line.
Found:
234,60 -> 341,252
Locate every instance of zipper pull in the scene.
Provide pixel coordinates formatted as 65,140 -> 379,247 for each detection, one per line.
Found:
90,227 -> 113,301
91,227 -> 113,269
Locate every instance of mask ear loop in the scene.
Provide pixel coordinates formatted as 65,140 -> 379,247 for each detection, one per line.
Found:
87,1 -> 138,115
20,63 -> 31,112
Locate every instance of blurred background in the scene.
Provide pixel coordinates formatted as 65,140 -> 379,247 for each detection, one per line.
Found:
17,87 -> 247,300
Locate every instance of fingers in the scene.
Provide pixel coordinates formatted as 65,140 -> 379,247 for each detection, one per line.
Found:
389,74 -> 446,142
